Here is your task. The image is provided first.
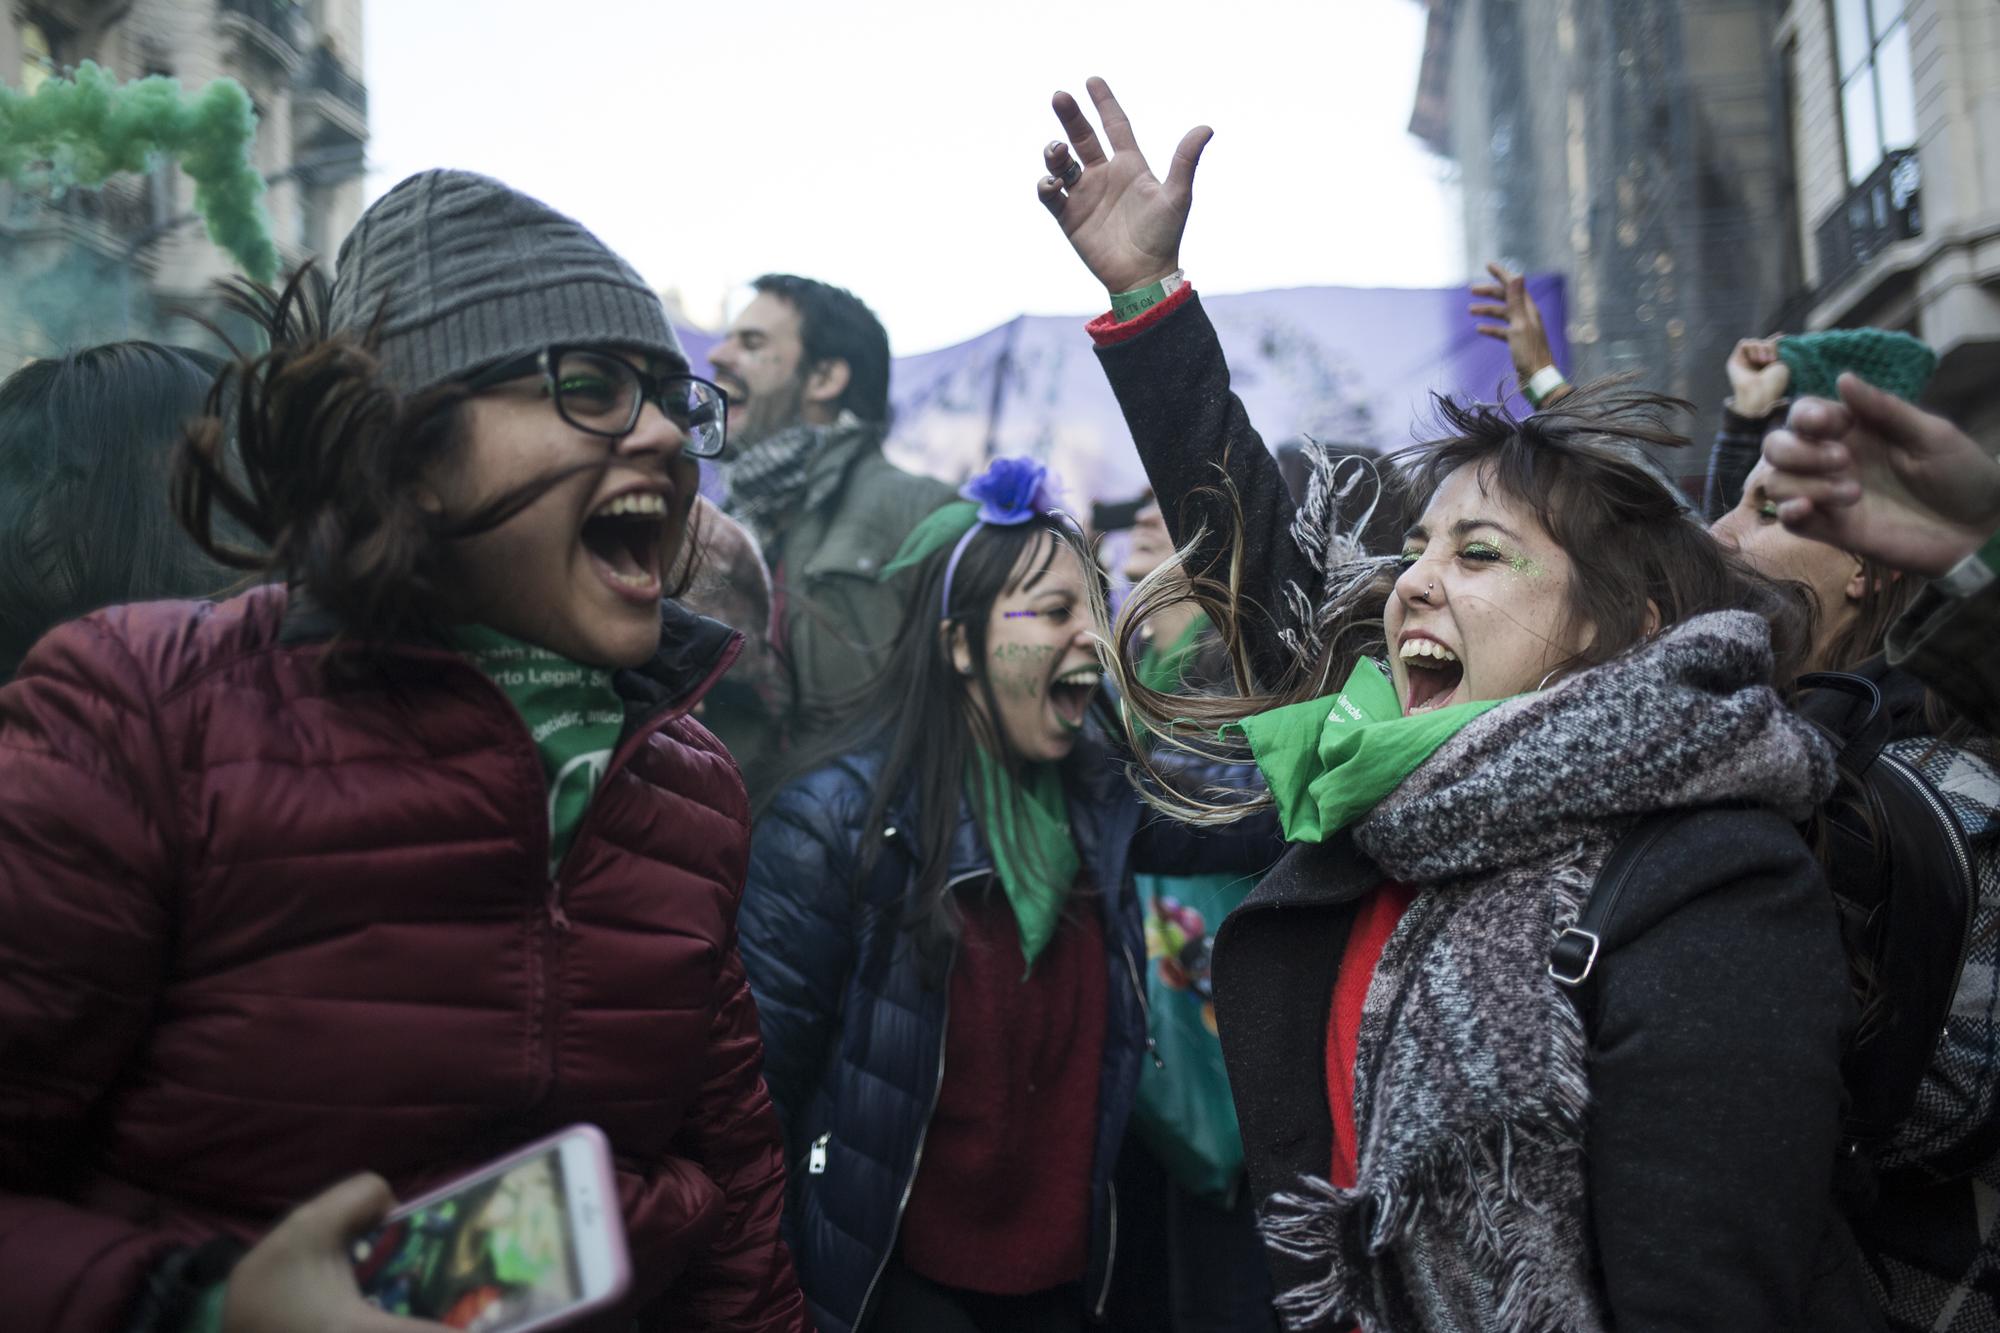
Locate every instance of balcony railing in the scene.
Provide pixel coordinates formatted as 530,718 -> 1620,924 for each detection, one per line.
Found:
306,46 -> 367,118
217,0 -> 304,64
1815,147 -> 1922,293
1,175 -> 157,262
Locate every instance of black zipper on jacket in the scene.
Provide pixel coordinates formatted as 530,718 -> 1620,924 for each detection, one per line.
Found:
1094,1179 -> 1119,1320
1095,917 -> 1152,1314
1119,937 -> 1164,1071
851,859 -> 1143,1325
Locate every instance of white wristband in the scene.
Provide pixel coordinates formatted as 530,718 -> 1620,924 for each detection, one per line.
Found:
1524,365 -> 1567,407
1936,539 -> 1999,599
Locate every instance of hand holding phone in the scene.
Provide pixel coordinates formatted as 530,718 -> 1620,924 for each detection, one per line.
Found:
351,1125 -> 630,1333
222,1172 -> 435,1333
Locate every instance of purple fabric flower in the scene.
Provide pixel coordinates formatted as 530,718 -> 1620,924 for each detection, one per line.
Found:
959,456 -> 1059,525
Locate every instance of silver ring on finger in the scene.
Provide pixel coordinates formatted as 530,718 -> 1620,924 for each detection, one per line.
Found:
1060,160 -> 1083,188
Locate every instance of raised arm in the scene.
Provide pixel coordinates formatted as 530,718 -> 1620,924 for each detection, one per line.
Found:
1701,337 -> 1790,521
1469,261 -> 1571,409
1034,78 -> 1319,686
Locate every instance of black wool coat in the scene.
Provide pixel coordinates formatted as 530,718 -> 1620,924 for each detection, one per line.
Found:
1093,292 -> 1884,1331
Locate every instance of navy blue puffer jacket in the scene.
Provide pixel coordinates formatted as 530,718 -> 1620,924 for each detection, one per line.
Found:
740,730 -> 1276,1333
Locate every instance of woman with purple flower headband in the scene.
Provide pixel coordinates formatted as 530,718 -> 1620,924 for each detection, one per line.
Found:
734,456 -> 1277,1333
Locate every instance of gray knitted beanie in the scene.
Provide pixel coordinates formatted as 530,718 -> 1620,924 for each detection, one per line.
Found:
327,169 -> 684,395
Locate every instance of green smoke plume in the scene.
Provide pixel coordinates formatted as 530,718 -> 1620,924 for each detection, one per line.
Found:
0,60 -> 276,283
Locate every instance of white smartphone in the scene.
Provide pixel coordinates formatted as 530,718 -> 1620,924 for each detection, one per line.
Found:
351,1124 -> 630,1332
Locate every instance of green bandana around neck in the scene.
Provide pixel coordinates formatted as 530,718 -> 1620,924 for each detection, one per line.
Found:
453,624 -> 626,874
967,748 -> 1081,972
1237,657 -> 1509,843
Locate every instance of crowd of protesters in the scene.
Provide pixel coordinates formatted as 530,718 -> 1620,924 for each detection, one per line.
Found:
1,74 -> 1998,1333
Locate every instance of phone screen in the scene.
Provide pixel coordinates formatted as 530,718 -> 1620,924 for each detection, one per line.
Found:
353,1146 -> 583,1331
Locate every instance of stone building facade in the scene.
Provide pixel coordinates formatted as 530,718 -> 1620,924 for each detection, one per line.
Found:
1779,0 -> 2000,442
1,0 -> 368,363
1411,0 -> 2000,451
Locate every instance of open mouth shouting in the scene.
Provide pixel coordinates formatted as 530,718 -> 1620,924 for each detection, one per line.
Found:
581,487 -> 669,604
1049,662 -> 1102,733
1398,634 -> 1464,714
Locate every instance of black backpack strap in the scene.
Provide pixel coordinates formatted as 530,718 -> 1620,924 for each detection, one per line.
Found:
1795,670 -> 1892,770
1550,810 -> 1697,1032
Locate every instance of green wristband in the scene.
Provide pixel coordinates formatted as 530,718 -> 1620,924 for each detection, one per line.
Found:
185,1280 -> 230,1333
1110,270 -> 1185,322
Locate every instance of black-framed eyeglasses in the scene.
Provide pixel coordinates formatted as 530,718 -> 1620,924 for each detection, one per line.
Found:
465,347 -> 729,458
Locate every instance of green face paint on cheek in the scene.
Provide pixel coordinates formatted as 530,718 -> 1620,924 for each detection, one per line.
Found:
990,642 -> 1056,700
1508,554 -> 1546,578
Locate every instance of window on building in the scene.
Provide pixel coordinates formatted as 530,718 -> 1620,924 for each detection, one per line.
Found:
1832,0 -> 1917,184
20,21 -> 57,95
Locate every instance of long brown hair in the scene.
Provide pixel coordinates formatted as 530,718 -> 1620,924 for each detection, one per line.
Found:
1100,381 -> 1816,823
764,515 -> 1105,982
171,265 -> 702,647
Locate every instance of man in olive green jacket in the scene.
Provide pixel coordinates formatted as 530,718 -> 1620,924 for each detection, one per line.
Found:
709,274 -> 954,800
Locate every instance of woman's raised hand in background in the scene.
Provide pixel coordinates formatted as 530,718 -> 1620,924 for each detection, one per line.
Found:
1725,336 -> 1791,419
1469,261 -> 1558,384
1036,76 -> 1212,296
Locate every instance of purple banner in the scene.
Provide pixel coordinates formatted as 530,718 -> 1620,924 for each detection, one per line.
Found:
682,274 -> 1565,509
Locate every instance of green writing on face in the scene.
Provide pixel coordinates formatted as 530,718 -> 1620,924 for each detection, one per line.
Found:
990,642 -> 1056,700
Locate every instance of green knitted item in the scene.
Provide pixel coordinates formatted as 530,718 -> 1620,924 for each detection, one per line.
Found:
1777,328 -> 1936,403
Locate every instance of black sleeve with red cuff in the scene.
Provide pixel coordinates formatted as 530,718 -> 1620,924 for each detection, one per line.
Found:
1088,287 -> 1323,690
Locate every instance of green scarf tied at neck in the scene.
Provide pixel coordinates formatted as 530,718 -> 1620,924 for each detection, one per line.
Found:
1237,657 -> 1509,843
453,624 -> 625,874
967,748 -> 1080,972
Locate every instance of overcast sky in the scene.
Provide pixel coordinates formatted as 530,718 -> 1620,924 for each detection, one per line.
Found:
364,0 -> 1461,355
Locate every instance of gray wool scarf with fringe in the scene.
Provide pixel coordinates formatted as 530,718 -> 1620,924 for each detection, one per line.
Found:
1260,610 -> 1836,1333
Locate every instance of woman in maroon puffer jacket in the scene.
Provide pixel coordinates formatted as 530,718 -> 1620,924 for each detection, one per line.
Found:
0,170 -> 808,1333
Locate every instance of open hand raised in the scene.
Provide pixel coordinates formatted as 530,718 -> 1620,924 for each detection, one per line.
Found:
1468,261 -> 1557,382
1036,77 -> 1213,296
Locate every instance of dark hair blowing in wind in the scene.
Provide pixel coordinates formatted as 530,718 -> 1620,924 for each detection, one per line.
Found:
0,341 -> 238,681
1106,381 -> 1816,824
171,266 -> 702,648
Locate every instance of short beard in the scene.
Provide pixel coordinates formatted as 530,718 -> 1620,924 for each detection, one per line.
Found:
731,373 -> 811,450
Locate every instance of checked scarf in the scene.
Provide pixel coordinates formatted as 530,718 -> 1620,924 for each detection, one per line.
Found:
722,411 -> 880,556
